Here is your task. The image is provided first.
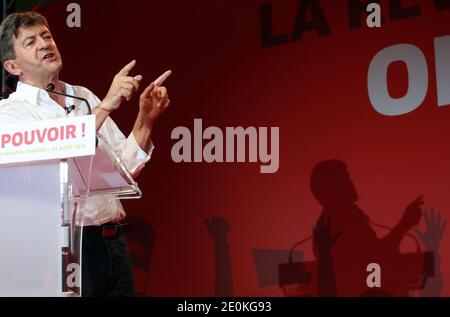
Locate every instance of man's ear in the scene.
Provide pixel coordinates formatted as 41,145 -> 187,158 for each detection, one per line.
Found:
3,60 -> 22,76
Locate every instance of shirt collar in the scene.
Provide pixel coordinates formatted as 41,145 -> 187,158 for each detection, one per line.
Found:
15,81 -> 42,106
15,81 -> 74,108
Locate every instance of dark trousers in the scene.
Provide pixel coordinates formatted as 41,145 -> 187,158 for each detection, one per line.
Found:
81,227 -> 136,297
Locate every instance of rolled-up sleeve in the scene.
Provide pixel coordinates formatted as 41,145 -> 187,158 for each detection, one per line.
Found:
86,88 -> 154,176
98,116 -> 154,176
122,132 -> 154,175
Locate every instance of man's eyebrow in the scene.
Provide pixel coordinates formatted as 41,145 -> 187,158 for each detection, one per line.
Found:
22,34 -> 36,45
21,30 -> 51,45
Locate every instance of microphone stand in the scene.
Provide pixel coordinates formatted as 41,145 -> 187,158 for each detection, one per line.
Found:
46,83 -> 97,147
46,83 -> 92,115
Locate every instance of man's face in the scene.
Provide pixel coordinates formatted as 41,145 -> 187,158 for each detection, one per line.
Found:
10,23 -> 62,80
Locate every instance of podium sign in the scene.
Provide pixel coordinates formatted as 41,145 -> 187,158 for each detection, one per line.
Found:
0,116 -> 96,165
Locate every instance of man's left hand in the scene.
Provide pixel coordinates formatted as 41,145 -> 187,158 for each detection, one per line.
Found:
139,70 -> 172,123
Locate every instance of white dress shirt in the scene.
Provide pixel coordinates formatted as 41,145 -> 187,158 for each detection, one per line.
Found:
0,81 -> 153,226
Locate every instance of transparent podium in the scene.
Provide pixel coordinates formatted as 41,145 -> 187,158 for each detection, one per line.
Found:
0,135 -> 141,297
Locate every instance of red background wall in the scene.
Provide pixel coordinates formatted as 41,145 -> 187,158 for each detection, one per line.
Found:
34,0 -> 450,296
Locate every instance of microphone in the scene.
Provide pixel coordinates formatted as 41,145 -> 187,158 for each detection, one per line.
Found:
46,83 -> 98,148
46,83 -> 92,115
65,105 -> 76,114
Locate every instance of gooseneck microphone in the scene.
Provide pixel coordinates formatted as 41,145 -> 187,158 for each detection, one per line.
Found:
65,105 -> 76,114
46,83 -> 98,147
46,83 -> 92,115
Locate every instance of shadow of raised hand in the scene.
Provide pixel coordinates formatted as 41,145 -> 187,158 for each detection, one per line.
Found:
414,209 -> 447,297
204,217 -> 231,245
414,209 -> 447,252
204,216 -> 233,297
313,215 -> 342,257
313,215 -> 341,297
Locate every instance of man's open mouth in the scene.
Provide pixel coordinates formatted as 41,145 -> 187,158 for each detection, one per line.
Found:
43,53 -> 56,60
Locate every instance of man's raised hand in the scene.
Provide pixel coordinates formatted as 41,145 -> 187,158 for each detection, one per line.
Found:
139,70 -> 172,123
102,60 -> 143,112
153,70 -> 172,86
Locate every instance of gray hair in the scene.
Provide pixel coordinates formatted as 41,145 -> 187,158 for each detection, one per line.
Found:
0,11 -> 50,64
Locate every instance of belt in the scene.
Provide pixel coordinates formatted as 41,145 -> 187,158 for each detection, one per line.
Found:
83,222 -> 132,238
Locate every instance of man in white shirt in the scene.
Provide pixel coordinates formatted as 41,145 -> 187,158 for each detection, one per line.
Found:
0,11 -> 171,296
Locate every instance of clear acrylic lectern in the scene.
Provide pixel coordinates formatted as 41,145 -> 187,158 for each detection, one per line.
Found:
0,134 -> 141,297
